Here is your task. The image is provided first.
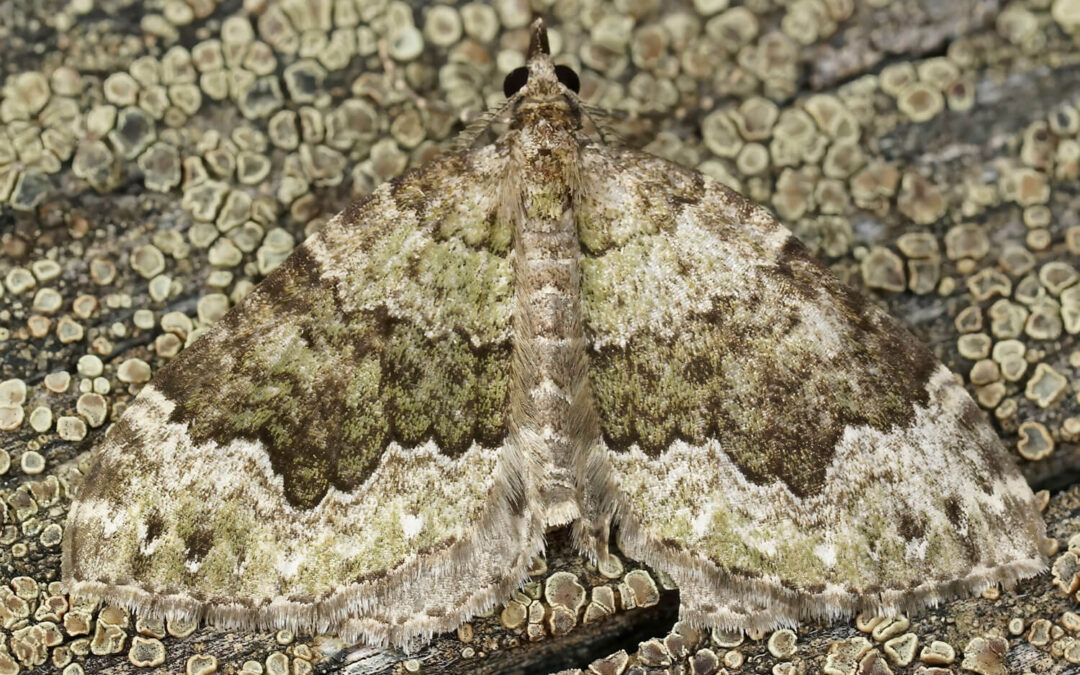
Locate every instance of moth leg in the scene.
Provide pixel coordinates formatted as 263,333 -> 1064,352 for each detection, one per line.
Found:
571,508 -> 616,568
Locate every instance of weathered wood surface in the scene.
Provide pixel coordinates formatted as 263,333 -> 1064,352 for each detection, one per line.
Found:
2,0 -> 1080,672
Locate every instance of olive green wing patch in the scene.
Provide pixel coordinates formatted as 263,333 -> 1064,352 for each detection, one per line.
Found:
148,236 -> 513,510
578,147 -> 1047,630
63,147 -> 540,647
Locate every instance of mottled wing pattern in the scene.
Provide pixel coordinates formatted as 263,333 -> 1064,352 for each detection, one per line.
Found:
577,145 -> 1047,629
63,146 -> 541,646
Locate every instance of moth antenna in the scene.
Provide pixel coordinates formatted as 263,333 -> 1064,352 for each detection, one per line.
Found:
576,98 -> 625,146
451,104 -> 508,153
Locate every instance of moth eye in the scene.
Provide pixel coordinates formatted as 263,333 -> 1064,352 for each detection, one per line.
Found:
503,67 -> 529,98
555,65 -> 580,94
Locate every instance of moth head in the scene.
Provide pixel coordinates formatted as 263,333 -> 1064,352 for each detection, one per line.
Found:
502,18 -> 581,101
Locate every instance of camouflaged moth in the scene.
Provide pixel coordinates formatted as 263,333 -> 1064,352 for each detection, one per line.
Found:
64,19 -> 1047,649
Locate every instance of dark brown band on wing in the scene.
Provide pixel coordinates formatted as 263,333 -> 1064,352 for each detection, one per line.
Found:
151,245 -> 512,510
591,236 -> 937,499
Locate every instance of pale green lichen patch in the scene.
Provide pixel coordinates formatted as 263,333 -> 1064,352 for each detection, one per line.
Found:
1025,363 -> 1069,408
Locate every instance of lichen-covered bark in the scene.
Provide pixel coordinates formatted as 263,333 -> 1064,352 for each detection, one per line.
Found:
4,0 -> 1080,672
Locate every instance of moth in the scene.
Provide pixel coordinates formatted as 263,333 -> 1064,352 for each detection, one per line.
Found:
64,19 -> 1047,649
